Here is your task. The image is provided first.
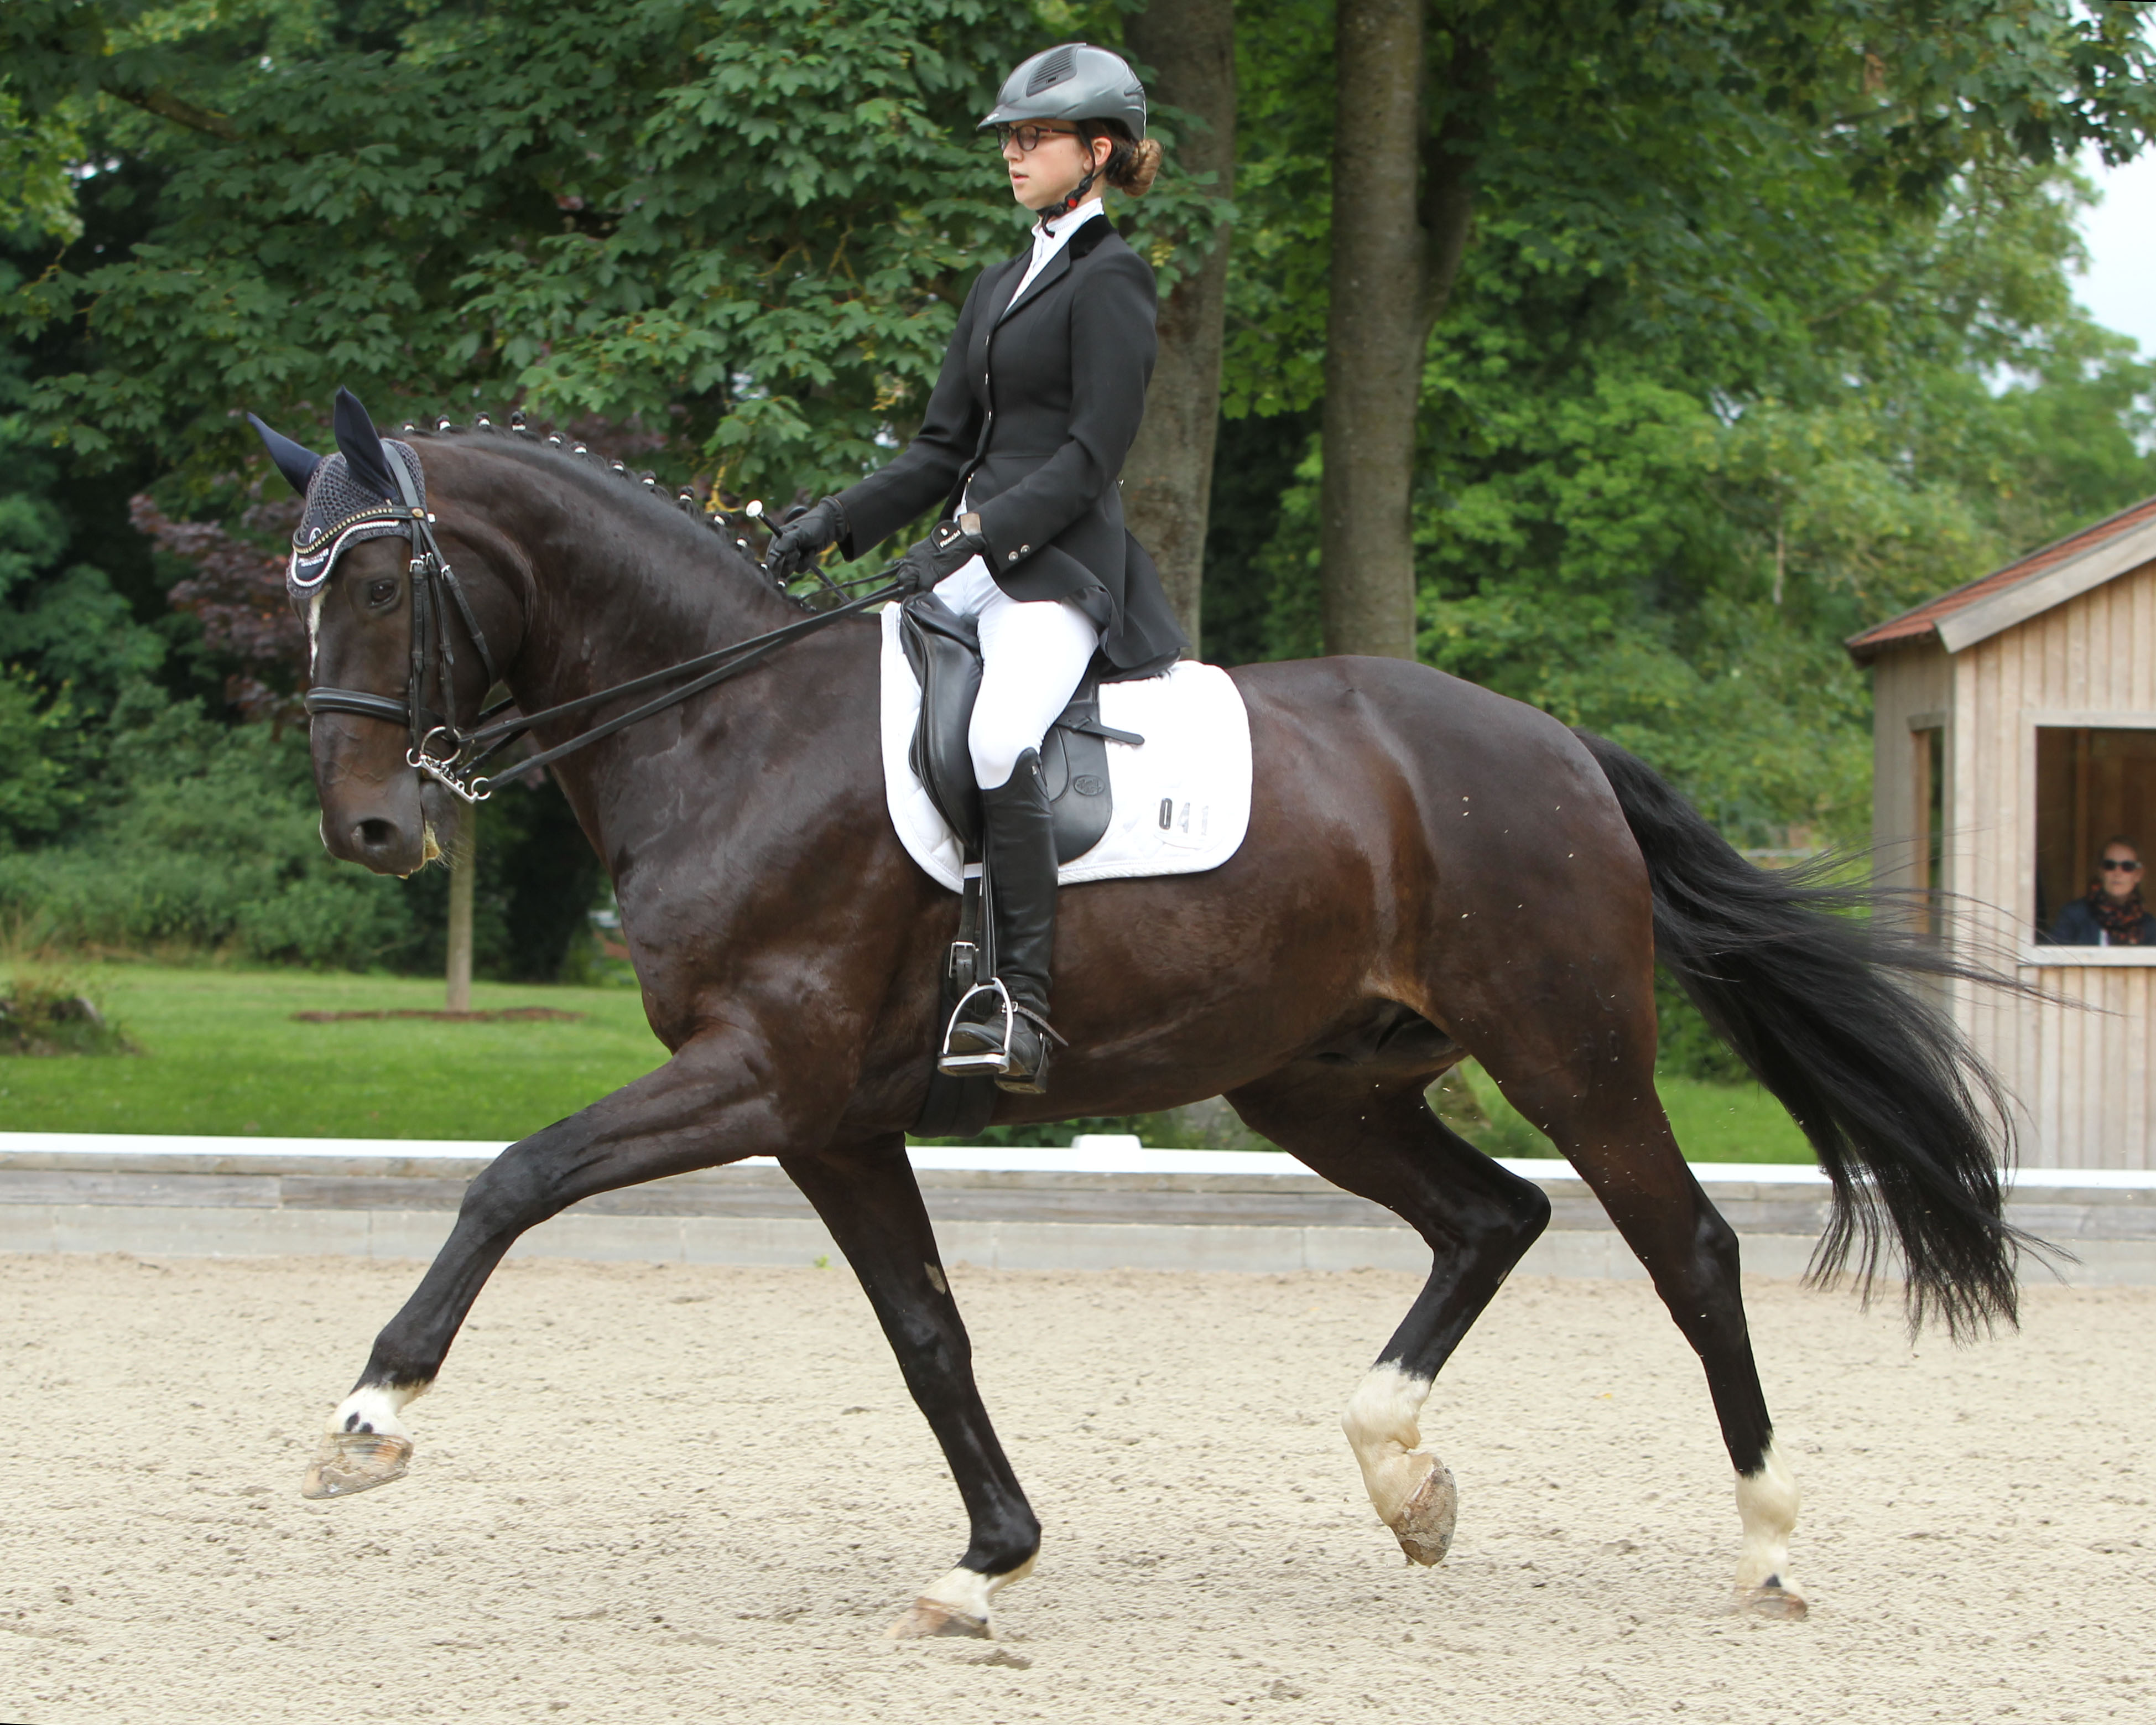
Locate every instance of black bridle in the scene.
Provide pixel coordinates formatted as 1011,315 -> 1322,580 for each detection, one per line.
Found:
300,457 -> 900,803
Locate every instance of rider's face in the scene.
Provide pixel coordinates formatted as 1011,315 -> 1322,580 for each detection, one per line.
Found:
1002,127 -> 1112,213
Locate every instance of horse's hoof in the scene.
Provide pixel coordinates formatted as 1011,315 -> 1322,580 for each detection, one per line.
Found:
1737,1580 -> 1808,1620
884,1597 -> 993,1640
301,1430 -> 412,1499
1391,1456 -> 1457,1566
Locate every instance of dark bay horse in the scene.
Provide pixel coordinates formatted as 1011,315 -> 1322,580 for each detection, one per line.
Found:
285,418 -> 2018,1636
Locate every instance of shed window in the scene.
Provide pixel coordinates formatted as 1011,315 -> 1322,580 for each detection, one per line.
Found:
2034,726 -> 2156,937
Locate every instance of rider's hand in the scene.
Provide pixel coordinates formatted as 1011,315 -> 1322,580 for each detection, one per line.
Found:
763,496 -> 848,583
893,518 -> 987,596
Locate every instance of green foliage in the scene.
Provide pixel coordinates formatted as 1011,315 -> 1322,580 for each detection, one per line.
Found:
0,669 -> 88,843
4,0 -> 1223,504
0,685 -> 418,965
0,679 -> 605,976
1216,0 -> 2156,845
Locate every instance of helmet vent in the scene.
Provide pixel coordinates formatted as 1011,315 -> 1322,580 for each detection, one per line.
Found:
1027,43 -> 1078,95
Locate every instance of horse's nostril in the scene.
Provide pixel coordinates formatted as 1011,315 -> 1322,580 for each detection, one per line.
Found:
355,819 -> 397,849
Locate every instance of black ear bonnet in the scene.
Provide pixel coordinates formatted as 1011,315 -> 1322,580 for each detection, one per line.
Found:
249,387 -> 428,593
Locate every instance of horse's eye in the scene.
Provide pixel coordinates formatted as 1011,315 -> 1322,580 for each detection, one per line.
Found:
367,579 -> 398,608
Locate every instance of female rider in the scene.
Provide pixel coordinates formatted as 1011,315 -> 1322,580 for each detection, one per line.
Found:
765,43 -> 1190,1095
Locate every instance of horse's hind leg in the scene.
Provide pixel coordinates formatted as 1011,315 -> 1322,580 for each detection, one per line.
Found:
780,1135 -> 1040,1641
1227,1067 -> 1551,1565
1486,1040 -> 1805,1617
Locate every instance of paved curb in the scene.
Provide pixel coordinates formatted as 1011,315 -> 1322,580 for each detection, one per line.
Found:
2,1135 -> 2150,1284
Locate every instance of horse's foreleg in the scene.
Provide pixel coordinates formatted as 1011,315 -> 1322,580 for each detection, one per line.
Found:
304,1032 -> 780,1499
1227,1068 -> 1550,1566
780,1136 -> 1040,1641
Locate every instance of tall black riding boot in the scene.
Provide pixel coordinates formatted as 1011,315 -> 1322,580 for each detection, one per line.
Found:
940,749 -> 1060,1093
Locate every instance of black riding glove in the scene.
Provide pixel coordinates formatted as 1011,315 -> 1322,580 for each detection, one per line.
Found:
763,495 -> 848,583
893,519 -> 987,596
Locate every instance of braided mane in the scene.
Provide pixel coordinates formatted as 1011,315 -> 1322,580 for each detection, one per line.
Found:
398,410 -> 822,606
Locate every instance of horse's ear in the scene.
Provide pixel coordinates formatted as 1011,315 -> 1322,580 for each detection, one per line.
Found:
332,386 -> 398,501
247,413 -> 321,497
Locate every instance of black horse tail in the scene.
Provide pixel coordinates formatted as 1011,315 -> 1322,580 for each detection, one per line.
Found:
1575,729 -> 2030,1338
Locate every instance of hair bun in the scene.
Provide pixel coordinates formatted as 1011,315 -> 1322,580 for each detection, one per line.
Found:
1113,137 -> 1163,197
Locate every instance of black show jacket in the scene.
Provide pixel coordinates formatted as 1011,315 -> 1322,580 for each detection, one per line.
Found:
835,215 -> 1190,677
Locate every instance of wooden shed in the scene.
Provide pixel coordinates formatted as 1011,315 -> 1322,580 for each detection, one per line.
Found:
1847,494 -> 2156,1169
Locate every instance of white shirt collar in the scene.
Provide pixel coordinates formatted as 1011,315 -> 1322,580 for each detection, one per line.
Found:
1030,196 -> 1104,267
1036,195 -> 1104,243
1009,195 -> 1103,306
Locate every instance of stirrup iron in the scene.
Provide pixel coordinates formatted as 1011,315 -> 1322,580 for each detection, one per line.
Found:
939,979 -> 1018,1077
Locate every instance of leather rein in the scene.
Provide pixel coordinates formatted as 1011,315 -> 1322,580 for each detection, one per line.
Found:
300,460 -> 900,803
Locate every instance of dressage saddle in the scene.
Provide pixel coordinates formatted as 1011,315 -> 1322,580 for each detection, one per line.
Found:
897,593 -> 1141,862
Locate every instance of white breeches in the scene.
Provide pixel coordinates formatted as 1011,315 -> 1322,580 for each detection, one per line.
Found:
932,557 -> 1101,791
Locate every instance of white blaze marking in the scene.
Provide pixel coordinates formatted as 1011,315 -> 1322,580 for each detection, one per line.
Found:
1341,1362 -> 1439,1527
1733,1437 -> 1802,1595
329,1381 -> 426,1441
306,588 -> 326,676
917,1554 -> 1035,1625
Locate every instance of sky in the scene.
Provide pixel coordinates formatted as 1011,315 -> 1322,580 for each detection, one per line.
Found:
2074,148 -> 2156,355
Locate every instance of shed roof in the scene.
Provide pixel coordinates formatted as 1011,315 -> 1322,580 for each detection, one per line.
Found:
1845,493 -> 2156,664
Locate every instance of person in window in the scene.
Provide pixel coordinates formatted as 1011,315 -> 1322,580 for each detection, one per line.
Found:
2048,838 -> 2156,945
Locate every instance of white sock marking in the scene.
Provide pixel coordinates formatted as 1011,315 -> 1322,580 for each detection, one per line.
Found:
1733,1437 -> 1802,1595
1341,1363 -> 1439,1528
329,1381 -> 425,1441
918,1554 -> 1035,1625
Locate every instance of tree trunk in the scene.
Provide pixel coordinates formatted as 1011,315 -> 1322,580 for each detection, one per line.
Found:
1320,0 -> 1425,659
1121,0 -> 1236,648
1319,0 -> 1480,659
446,812 -> 475,1013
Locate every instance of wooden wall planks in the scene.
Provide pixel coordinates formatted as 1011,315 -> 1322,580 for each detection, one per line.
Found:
1867,558 -> 2156,1167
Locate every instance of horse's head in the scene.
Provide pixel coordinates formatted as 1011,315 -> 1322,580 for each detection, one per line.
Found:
252,389 -> 517,876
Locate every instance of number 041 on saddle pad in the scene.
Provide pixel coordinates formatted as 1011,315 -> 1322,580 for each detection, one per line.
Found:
878,600 -> 1252,892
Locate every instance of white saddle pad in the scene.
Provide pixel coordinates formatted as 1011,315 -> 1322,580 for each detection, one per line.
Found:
878,602 -> 1252,893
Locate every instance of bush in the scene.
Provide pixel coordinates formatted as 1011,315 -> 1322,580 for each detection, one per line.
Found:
0,692 -> 420,967
0,969 -> 133,1055
0,680 -> 608,977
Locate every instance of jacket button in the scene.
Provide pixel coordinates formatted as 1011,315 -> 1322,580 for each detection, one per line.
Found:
1007,551 -> 1019,563
1019,544 -> 1030,553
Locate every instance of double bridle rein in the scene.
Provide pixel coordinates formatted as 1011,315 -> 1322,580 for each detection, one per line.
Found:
301,455 -> 900,803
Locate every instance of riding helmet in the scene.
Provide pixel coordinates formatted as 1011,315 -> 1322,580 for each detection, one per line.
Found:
979,43 -> 1147,141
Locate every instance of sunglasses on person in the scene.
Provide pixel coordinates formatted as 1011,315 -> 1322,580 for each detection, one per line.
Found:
992,123 -> 1082,153
2102,858 -> 2143,871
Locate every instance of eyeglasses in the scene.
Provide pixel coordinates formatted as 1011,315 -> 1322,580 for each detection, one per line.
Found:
2102,859 -> 2143,871
992,123 -> 1081,153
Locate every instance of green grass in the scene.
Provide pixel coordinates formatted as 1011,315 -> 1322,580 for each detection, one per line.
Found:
0,962 -> 1818,1162
0,963 -> 668,1139
1455,1059 -> 1811,1164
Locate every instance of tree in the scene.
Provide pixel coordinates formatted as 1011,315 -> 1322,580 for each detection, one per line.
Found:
1121,0 -> 1237,643
1217,0 -> 2156,840
1311,0 -> 2156,660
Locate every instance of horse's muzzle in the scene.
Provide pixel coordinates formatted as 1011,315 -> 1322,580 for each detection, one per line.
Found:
316,769 -> 433,876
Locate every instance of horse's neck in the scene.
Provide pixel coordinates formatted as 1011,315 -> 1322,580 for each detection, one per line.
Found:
499,476 -> 795,718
